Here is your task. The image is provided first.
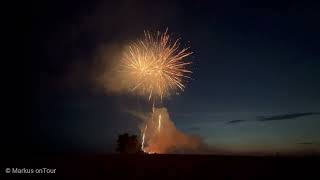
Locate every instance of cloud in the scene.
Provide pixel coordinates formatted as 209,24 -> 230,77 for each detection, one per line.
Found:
224,111 -> 319,124
258,112 -> 320,121
297,142 -> 320,146
188,126 -> 201,131
226,119 -> 247,124
297,142 -> 314,145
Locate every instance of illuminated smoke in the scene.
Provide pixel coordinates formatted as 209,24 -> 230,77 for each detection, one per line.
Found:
140,107 -> 209,154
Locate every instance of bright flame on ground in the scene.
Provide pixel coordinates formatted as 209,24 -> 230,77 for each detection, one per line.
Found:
120,29 -> 193,101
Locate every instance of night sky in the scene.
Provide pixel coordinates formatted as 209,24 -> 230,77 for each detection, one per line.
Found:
20,0 -> 320,155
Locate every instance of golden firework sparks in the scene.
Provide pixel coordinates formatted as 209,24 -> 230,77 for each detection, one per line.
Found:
120,29 -> 193,101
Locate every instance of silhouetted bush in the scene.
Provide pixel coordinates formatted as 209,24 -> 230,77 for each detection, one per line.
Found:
116,133 -> 142,154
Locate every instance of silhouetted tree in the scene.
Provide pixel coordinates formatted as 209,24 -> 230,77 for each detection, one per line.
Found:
116,133 -> 142,154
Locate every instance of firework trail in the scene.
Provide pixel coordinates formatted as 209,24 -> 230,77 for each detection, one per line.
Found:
120,29 -> 193,101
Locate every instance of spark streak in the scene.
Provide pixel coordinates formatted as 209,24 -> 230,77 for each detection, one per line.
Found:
158,114 -> 162,133
141,125 -> 147,150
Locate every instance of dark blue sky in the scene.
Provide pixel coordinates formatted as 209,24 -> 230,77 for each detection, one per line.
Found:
22,0 -> 320,154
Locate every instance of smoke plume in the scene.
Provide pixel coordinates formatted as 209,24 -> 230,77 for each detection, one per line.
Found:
94,43 -> 131,95
138,107 -> 212,154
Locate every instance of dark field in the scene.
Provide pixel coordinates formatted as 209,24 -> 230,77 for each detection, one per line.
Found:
2,154 -> 319,179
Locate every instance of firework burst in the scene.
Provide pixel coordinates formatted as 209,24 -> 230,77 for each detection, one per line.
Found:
120,29 -> 193,101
